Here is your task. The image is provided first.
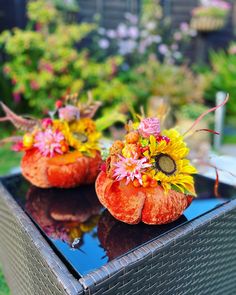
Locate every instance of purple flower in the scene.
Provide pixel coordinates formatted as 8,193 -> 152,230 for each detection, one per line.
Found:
107,29 -> 116,39
158,44 -> 169,55
125,13 -> 138,24
98,38 -> 110,49
13,92 -> 21,103
128,26 -> 139,39
180,22 -> 189,32
118,40 -> 137,55
117,24 -> 128,38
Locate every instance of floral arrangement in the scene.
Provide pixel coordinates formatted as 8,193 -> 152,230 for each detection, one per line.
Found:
0,95 -> 103,188
96,117 -> 197,225
96,94 -> 229,225
191,0 -> 231,32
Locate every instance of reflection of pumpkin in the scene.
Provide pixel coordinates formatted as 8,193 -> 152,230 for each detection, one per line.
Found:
96,171 -> 193,225
25,185 -> 102,244
21,149 -> 102,188
98,210 -> 187,260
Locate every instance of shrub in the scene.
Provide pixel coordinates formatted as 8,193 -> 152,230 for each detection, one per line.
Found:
0,0 -> 133,117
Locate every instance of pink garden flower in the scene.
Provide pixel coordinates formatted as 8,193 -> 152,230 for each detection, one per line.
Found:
30,80 -> 40,90
113,155 -> 151,185
58,105 -> 80,122
34,129 -> 65,157
138,117 -> 160,138
13,92 -> 21,103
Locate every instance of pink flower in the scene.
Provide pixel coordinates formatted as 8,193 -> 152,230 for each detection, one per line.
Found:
229,45 -> 236,55
138,117 -> 160,138
158,44 -> 169,55
30,80 -> 40,90
11,141 -> 23,152
180,22 -> 189,32
13,92 -> 21,103
58,105 -> 80,122
34,129 -> 65,157
3,65 -> 11,75
113,155 -> 151,185
42,118 -> 53,129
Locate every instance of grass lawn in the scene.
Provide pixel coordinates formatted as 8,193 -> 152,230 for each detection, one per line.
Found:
223,134 -> 236,144
0,145 -> 21,176
0,265 -> 10,295
0,145 -> 20,294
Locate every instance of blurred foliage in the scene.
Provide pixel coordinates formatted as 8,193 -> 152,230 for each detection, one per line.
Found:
0,144 -> 21,176
202,50 -> 236,120
0,0 -> 132,117
51,0 -> 79,12
177,103 -> 213,121
120,56 -> 208,117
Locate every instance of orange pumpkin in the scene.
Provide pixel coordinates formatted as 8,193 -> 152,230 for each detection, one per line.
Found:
95,171 -> 193,225
22,149 -> 102,188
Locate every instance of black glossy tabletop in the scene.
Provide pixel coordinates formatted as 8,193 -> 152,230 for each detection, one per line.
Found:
1,174 -> 235,277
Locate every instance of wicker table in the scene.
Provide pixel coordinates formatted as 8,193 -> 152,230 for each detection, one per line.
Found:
0,174 -> 236,295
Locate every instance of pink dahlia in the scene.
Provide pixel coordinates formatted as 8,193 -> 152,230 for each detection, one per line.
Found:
34,129 -> 65,157
138,117 -> 160,138
113,155 -> 151,185
58,105 -> 80,122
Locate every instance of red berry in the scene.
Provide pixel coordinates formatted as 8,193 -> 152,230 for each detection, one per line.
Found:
55,100 -> 63,109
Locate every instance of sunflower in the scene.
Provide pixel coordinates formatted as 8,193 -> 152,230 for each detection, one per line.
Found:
53,119 -> 101,156
144,129 -> 197,196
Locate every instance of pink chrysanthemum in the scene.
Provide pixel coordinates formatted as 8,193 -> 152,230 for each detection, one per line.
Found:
34,129 -> 65,157
113,155 -> 151,185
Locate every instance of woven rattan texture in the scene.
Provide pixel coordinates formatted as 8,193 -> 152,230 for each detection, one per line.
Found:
80,202 -> 236,295
1,175 -> 236,295
0,182 -> 82,295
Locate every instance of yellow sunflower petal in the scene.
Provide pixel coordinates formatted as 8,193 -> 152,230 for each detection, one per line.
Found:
149,135 -> 157,156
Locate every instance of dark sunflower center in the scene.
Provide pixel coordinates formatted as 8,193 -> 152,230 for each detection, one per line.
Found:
155,153 -> 176,176
73,132 -> 88,143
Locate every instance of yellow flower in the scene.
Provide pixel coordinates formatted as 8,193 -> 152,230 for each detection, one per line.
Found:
53,118 -> 101,156
146,129 -> 197,196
